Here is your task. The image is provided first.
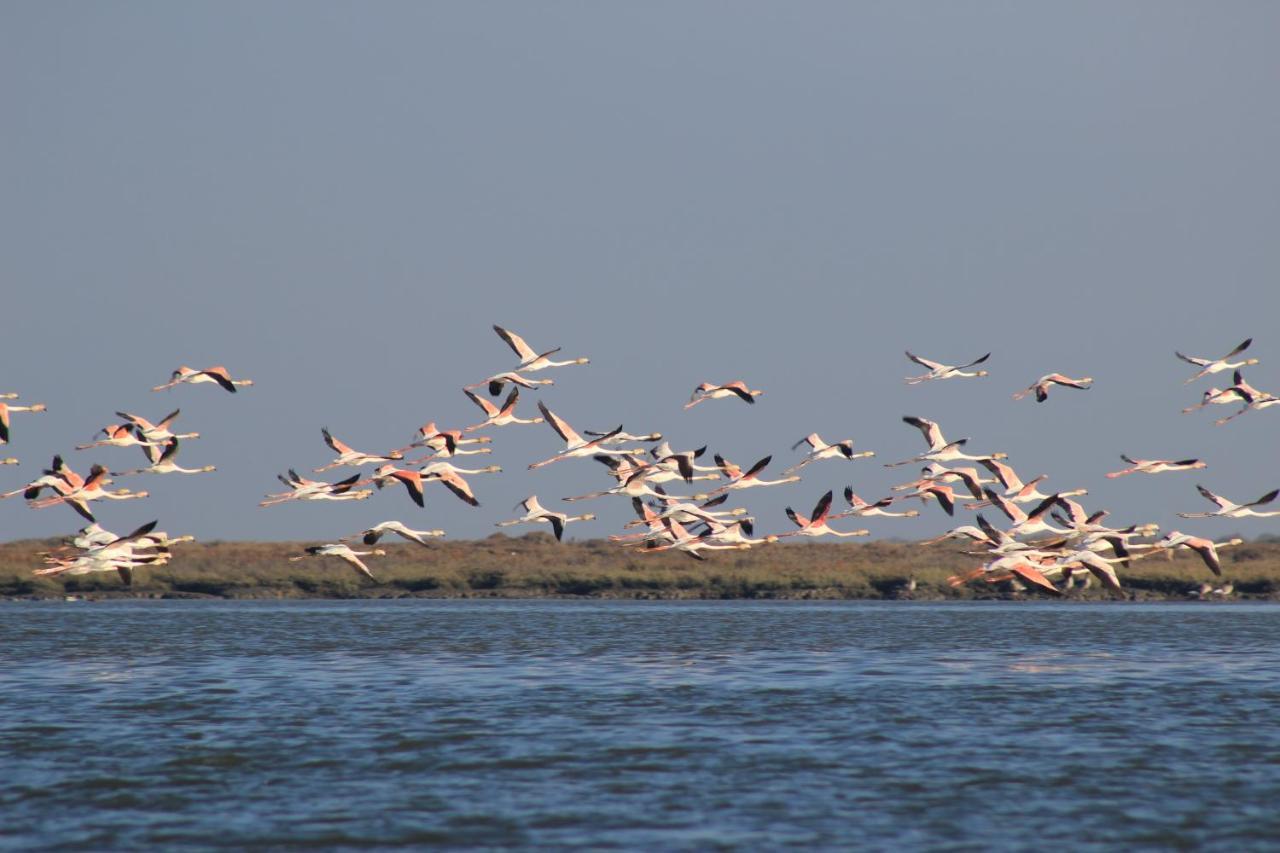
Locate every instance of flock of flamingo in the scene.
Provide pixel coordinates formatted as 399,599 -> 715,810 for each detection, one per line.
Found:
2,329 -> 1276,596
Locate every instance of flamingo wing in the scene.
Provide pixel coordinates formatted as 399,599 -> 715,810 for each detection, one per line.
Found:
493,325 -> 538,361
905,351 -> 944,370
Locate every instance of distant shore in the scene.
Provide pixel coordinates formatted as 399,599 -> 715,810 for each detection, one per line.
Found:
3,534 -> 1278,602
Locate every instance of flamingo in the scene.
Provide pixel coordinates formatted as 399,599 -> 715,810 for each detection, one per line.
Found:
1213,374 -> 1280,425
36,539 -> 172,584
528,402 -> 645,469
1012,374 -> 1093,402
895,480 -> 961,516
1176,338 -> 1258,383
904,351 -> 990,384
37,520 -> 188,585
1105,455 -> 1206,478
153,365 -> 254,393
260,470 -> 372,507
697,516 -> 774,548
696,454 -> 800,499
586,429 -> 663,445
643,451 -> 721,486
0,400 -> 47,445
649,442 -> 720,476
115,409 -> 200,445
75,423 -> 163,459
1178,485 -> 1280,519
462,388 -> 544,431
421,467 -> 486,507
886,416 -> 1008,468
779,490 -> 870,539
111,438 -> 216,476
685,381 -> 764,409
417,460 -> 502,478
28,464 -> 149,522
782,433 -> 874,475
949,553 -> 1063,596
368,465 -> 431,508
564,465 -> 689,503
315,428 -> 404,472
1153,531 -> 1244,576
2,455 -> 84,501
492,325 -> 590,372
343,521 -> 445,547
892,464 -> 989,501
394,422 -> 491,456
1182,385 -> 1246,414
833,489 -> 919,519
921,516 -> 1006,548
631,517 -> 754,560
464,371 -> 555,397
966,458 -> 1086,509
496,496 -> 596,541
623,493 -> 749,530
289,544 -> 385,580
983,489 -> 1070,538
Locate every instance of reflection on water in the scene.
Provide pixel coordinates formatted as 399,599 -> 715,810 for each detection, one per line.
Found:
2,600 -> 1279,848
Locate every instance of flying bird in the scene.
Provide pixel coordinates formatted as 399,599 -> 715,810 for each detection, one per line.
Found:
685,381 -> 764,409
1178,485 -> 1280,519
289,543 -> 384,580
153,365 -> 254,393
1105,456 -> 1207,478
904,351 -> 990,384
492,325 -> 590,372
1012,374 -> 1093,402
0,400 -> 47,445
343,521 -> 446,547
1175,339 -> 1258,384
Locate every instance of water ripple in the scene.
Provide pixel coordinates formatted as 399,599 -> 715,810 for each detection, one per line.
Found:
1,600 -> 1279,849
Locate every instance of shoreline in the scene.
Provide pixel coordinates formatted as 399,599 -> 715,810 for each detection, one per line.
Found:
4,534 -> 1277,602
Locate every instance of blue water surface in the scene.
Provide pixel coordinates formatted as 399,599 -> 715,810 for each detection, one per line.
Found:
2,600 -> 1278,850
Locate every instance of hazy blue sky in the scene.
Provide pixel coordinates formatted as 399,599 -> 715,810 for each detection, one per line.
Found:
3,2 -> 1278,544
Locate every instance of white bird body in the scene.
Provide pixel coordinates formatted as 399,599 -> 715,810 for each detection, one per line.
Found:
496,495 -> 595,541
904,351 -> 990,384
686,381 -> 764,408
782,433 -> 874,475
493,325 -> 590,372
345,521 -> 445,547
1178,485 -> 1280,519
153,365 -> 254,393
289,543 -> 385,579
1176,339 -> 1258,383
1106,455 -> 1206,478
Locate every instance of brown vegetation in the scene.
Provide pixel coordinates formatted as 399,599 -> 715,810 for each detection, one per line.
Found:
4,534 -> 1280,601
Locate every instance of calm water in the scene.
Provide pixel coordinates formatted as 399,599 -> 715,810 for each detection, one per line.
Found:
2,600 -> 1279,850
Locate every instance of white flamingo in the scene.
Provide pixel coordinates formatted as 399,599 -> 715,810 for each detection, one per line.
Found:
153,365 -> 254,393
493,325 -> 590,372
904,351 -> 990,384
1176,338 -> 1258,383
496,495 -> 595,541
289,543 -> 385,579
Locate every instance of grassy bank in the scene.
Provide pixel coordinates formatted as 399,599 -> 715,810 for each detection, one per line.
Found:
4,534 -> 1280,601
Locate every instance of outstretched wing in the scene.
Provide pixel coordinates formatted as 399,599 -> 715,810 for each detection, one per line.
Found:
1175,351 -> 1211,367
537,401 -> 582,445
905,351 -> 944,370
463,389 -> 500,417
902,416 -> 946,451
1225,338 -> 1253,359
493,325 -> 538,361
1196,484 -> 1230,509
